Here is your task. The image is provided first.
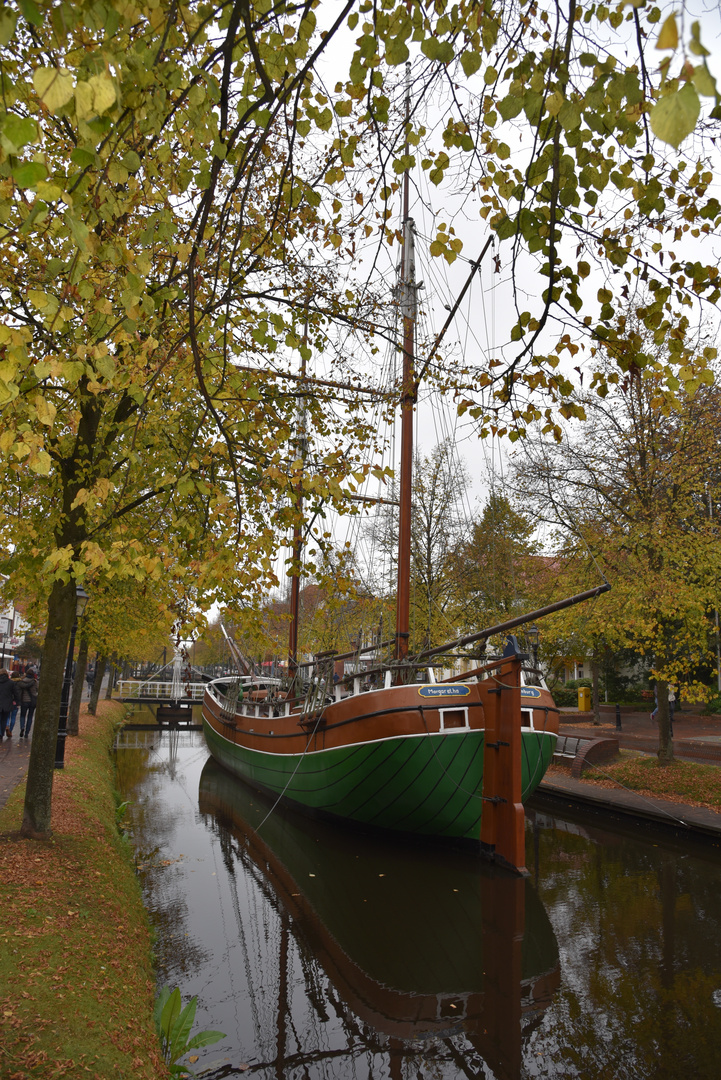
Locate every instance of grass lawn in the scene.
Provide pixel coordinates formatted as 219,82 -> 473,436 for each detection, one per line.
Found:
0,701 -> 169,1080
572,755 -> 721,812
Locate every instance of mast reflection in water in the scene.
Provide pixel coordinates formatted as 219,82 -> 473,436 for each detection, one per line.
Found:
197,756 -> 559,1080
117,732 -> 721,1079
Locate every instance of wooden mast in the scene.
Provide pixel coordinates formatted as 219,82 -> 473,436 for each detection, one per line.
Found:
395,64 -> 416,664
288,328 -> 308,679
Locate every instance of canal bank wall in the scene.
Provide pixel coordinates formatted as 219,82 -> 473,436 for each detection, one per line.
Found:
0,701 -> 170,1080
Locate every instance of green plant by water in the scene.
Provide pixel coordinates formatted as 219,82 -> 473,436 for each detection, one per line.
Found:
154,985 -> 225,1077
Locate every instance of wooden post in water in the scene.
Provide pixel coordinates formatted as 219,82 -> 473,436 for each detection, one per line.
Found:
480,645 -> 528,875
476,874 -> 525,1080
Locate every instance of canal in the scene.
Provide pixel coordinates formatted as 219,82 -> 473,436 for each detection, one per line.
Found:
115,726 -> 721,1080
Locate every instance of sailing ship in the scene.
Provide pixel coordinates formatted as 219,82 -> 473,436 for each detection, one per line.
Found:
202,90 -> 609,851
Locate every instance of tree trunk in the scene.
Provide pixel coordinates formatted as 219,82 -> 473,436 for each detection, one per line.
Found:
591,654 -> 601,726
105,652 -> 117,699
656,678 -> 674,763
67,632 -> 88,736
21,578 -> 76,838
88,654 -> 108,716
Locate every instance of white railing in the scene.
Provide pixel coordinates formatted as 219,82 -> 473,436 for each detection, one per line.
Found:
114,729 -> 199,750
118,680 -> 207,701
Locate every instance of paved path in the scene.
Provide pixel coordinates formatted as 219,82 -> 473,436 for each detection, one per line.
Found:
0,675 -> 114,812
0,732 -> 32,812
535,770 -> 721,839
559,708 -> 721,763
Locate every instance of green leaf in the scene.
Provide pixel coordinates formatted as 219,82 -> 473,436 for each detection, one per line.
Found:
70,147 -> 96,168
689,21 -> 710,58
66,213 -> 89,249
559,100 -> 582,131
497,95 -> 523,121
2,115 -> 39,151
692,65 -> 716,98
184,1030 -> 226,1052
18,0 -> 42,26
12,161 -> 47,187
33,67 -> 75,112
460,51 -> 481,77
314,108 -> 332,131
483,66 -> 498,85
493,214 -> 516,240
159,988 -> 182,1050
650,84 -> 700,148
167,998 -> 196,1064
0,9 -> 18,45
420,38 -> 454,64
122,150 -> 141,172
386,36 -> 409,66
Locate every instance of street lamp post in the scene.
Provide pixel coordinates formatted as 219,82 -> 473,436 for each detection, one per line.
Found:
55,585 -> 89,770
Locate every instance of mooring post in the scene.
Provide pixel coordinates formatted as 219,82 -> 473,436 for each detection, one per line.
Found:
615,702 -> 622,731
480,638 -> 528,875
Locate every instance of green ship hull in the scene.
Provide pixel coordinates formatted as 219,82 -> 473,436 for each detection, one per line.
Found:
203,719 -> 556,841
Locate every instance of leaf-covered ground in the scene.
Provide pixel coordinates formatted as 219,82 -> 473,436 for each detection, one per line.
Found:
0,701 -> 169,1080
548,756 -> 721,812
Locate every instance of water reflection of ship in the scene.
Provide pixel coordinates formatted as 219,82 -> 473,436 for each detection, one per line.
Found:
198,758 -> 560,1080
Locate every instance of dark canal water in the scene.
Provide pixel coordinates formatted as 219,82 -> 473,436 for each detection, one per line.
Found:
115,727 -> 721,1080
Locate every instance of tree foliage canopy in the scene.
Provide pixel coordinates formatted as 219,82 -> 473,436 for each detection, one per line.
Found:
514,359 -> 721,700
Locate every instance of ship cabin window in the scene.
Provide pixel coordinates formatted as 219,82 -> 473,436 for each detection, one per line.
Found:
440,707 -> 469,731
522,708 -> 533,730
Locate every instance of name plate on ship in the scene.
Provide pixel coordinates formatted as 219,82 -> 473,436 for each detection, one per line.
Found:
418,685 -> 471,698
521,687 -> 542,698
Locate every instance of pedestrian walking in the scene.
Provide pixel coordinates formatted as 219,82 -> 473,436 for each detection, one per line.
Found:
0,668 -> 21,739
18,669 -> 38,738
668,684 -> 676,737
6,667 -> 23,737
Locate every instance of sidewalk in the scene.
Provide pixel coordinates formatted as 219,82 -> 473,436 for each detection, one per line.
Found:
0,678 -> 111,812
535,770 -> 721,840
0,733 -> 32,812
558,707 -> 721,763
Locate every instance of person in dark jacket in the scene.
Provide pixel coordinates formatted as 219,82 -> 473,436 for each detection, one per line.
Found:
6,668 -> 23,736
0,669 -> 21,739
18,670 -> 38,738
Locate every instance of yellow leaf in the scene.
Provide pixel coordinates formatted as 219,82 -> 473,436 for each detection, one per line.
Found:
28,289 -> 53,311
74,82 -> 94,120
546,91 -> 564,116
188,1056 -> 199,1064
656,14 -> 678,50
33,67 -> 75,111
30,450 -> 52,475
88,73 -> 117,114
34,395 -> 56,427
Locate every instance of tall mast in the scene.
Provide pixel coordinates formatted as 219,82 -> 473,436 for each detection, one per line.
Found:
288,324 -> 308,678
395,63 -> 416,663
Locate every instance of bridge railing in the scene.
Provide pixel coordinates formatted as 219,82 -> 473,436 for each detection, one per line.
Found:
117,680 -> 207,701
